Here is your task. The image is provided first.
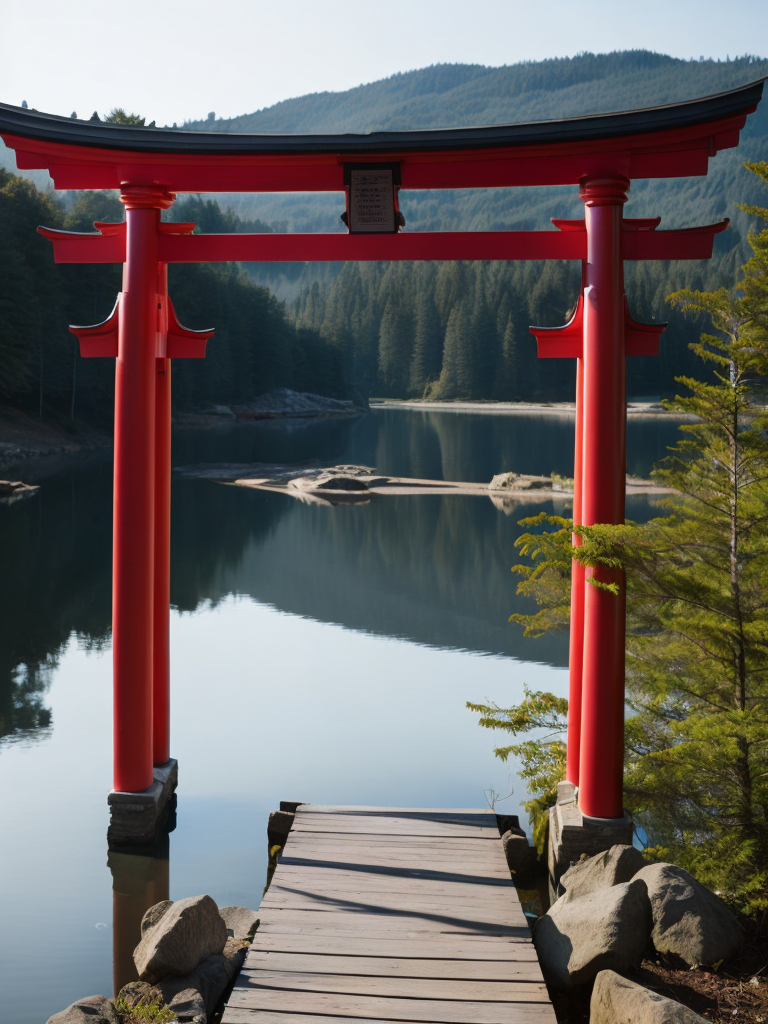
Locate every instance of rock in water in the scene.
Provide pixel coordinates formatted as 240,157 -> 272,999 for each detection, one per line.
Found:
45,995 -> 117,1024
534,878 -> 651,989
591,969 -> 709,1023
133,893 -> 228,983
635,863 -> 743,966
220,905 -> 260,941
560,844 -> 647,901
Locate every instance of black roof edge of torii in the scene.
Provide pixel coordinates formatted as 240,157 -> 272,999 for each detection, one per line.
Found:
0,78 -> 765,157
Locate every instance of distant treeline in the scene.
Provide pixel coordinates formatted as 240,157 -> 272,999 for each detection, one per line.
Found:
0,174 -> 351,424
291,254 -> 736,401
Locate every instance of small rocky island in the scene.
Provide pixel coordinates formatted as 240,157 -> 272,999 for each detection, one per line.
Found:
175,463 -> 672,507
0,479 -> 39,505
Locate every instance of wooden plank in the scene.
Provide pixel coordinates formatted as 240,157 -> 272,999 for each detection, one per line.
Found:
260,893 -> 522,917
280,840 -> 511,858
258,901 -> 526,928
260,892 -> 526,920
285,835 -> 505,850
296,809 -> 497,827
269,871 -> 516,891
223,1013 -> 556,1024
252,932 -> 541,960
255,909 -> 531,938
224,990 -> 557,1024
291,814 -> 499,837
265,874 -> 518,898
273,863 -> 514,883
243,951 -> 545,981
277,857 -> 511,877
262,887 -> 520,909
236,970 -> 551,1002
297,805 -> 494,814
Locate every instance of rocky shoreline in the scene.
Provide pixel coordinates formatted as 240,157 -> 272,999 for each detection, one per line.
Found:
47,897 -> 259,1024
174,388 -> 365,428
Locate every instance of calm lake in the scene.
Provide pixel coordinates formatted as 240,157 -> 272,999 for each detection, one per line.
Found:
0,407 -> 680,1023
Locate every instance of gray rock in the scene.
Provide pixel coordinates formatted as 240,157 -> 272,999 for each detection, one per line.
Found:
591,969 -> 709,1023
158,937 -> 248,1017
561,844 -> 646,901
164,986 -> 207,1023
490,471 -> 550,491
220,905 -> 260,941
141,899 -> 173,936
45,995 -> 117,1024
635,863 -> 743,966
501,831 -> 537,889
534,877 -> 651,989
134,893 -> 228,983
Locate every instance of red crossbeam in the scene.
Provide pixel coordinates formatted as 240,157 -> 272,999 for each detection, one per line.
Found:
37,220 -> 730,265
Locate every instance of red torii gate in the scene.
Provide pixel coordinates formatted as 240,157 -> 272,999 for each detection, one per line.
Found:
1,80 -> 763,827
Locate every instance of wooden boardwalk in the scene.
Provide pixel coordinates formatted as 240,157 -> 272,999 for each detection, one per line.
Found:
222,804 -> 555,1024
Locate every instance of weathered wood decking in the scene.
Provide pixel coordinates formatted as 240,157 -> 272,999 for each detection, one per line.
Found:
222,805 -> 556,1024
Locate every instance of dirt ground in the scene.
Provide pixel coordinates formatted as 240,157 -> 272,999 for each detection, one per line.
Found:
551,925 -> 768,1023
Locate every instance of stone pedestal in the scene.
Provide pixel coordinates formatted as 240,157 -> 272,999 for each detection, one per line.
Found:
108,758 -> 178,849
547,781 -> 632,902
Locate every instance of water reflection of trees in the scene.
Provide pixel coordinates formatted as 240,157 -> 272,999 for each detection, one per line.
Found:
0,459 -> 113,744
173,483 -> 571,665
0,411 -> 685,746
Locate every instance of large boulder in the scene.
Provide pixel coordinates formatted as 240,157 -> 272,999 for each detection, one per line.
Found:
561,844 -> 646,901
134,894 -> 228,983
534,877 -> 651,989
501,831 -> 537,889
635,863 -> 743,966
591,969 -> 709,1023
220,905 -> 260,942
45,995 -> 117,1024
158,937 -> 248,1019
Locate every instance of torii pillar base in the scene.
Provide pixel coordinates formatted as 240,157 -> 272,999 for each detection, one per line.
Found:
547,781 -> 632,903
107,758 -> 178,850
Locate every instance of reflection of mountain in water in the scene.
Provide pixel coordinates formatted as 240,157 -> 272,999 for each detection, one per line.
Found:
0,409 -> 682,744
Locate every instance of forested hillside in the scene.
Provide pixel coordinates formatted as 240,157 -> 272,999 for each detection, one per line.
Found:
183,52 -> 768,400
3,51 -> 768,409
0,175 -> 350,422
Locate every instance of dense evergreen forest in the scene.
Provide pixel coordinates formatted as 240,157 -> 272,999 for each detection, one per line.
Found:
0,176 -> 350,422
2,50 -> 768,413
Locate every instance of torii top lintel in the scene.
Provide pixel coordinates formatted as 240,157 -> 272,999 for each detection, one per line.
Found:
0,79 -> 764,193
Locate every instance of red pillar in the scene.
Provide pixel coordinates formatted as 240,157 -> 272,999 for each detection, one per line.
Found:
112,185 -> 173,793
577,176 -> 628,820
566,354 -> 584,785
153,265 -> 172,766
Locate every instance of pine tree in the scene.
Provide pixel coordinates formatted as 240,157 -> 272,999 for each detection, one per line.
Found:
471,164 -> 768,911
377,297 -> 412,396
492,314 -> 518,400
409,295 -> 443,395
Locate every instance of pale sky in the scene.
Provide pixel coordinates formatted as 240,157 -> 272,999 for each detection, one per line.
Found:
2,0 -> 767,127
